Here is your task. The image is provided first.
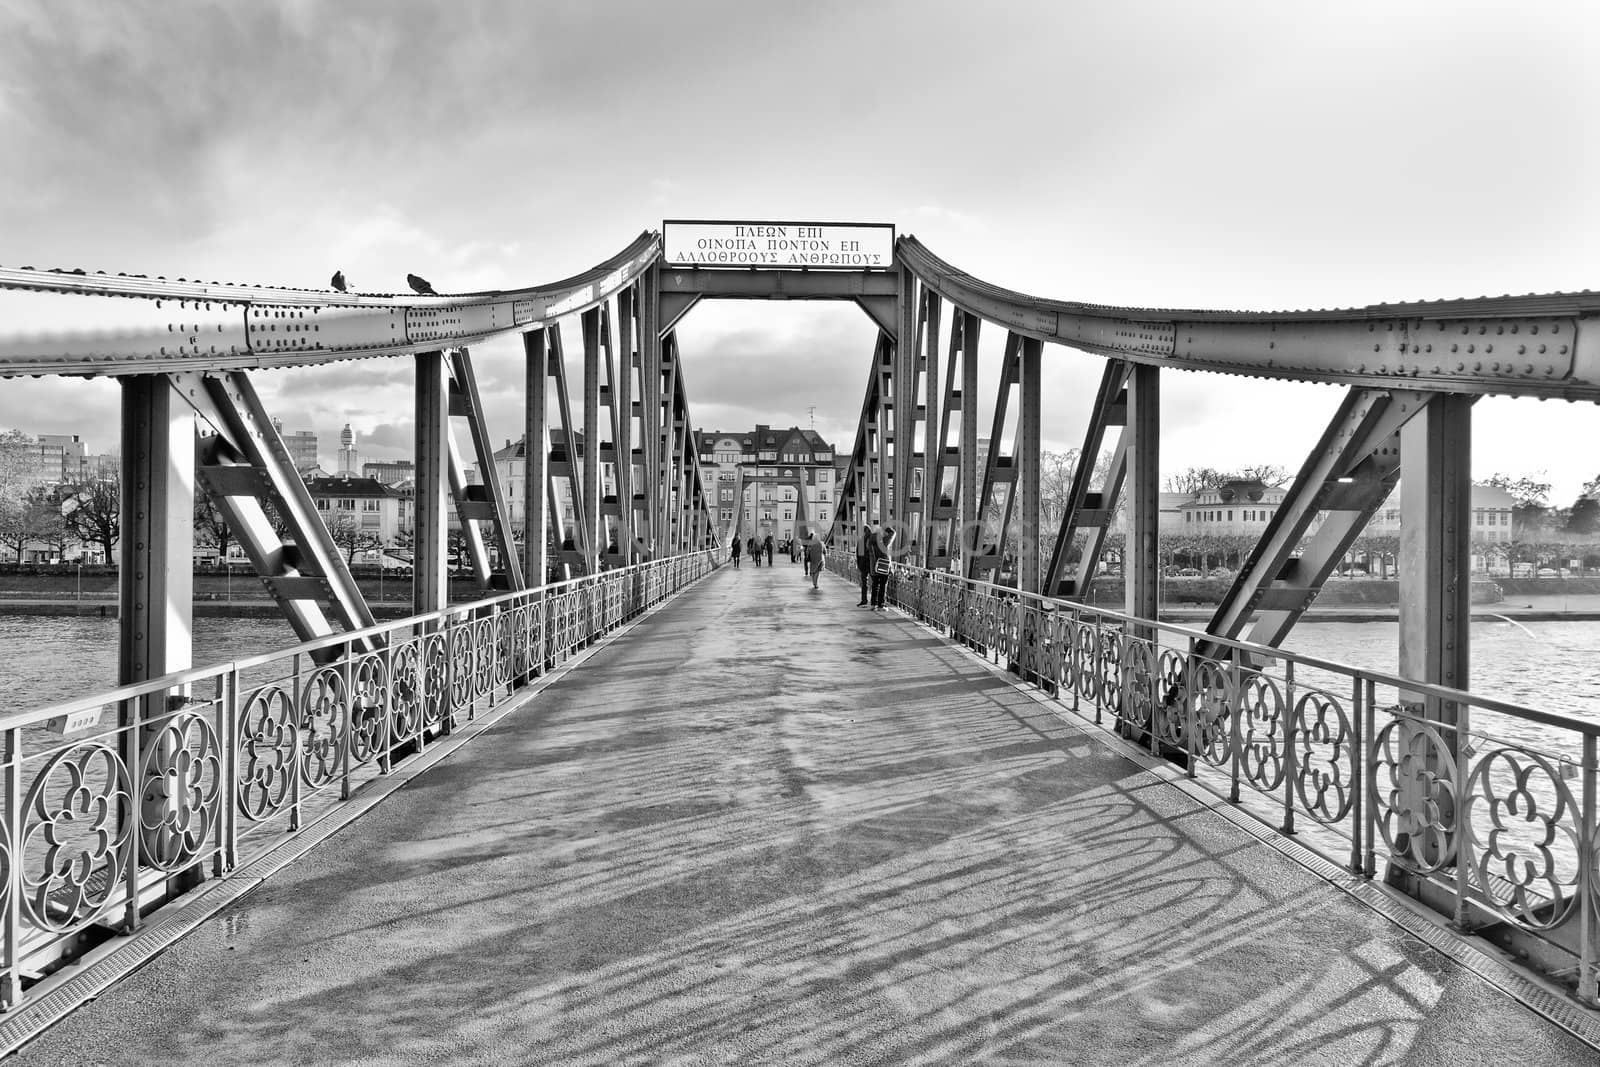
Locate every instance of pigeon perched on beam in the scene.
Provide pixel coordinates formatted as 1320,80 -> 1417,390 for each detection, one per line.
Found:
407,273 -> 438,296
331,270 -> 348,292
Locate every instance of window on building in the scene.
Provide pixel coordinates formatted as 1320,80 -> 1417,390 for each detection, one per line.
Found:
317,498 -> 329,510
1227,510 -> 1233,521
817,470 -> 830,483
363,499 -> 379,512
339,498 -> 355,511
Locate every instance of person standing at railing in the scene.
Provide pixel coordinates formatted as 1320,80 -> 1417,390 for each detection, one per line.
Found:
855,521 -> 876,606
867,524 -> 894,611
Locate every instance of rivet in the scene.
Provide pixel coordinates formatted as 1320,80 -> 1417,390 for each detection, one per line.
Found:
1539,344 -> 1547,354
1518,345 -> 1526,355
1450,343 -> 1459,352
1486,344 -> 1494,353
1373,344 -> 1380,352
1467,344 -> 1475,353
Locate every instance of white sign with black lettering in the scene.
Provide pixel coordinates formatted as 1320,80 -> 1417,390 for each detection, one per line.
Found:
663,221 -> 894,269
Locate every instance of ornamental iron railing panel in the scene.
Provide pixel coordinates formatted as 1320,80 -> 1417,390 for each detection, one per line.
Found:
0,552 -> 713,1007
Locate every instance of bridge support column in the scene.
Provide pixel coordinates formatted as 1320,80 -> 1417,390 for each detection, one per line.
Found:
1391,394 -> 1471,886
414,351 -> 450,616
1124,364 -> 1159,631
523,329 -> 548,587
1015,337 -> 1042,594
119,375 -> 197,903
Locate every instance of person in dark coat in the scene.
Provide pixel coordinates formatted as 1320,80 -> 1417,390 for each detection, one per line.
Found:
802,528 -> 824,589
867,524 -> 894,610
748,536 -> 760,567
731,535 -> 741,567
855,521 -> 875,606
763,534 -> 774,565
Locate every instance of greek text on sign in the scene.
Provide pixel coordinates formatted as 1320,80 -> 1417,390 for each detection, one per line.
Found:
663,222 -> 895,269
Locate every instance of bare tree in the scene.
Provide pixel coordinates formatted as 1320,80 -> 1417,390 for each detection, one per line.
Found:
1163,467 -> 1228,494
194,491 -> 234,560
327,512 -> 383,564
0,485 -> 63,562
63,469 -> 120,563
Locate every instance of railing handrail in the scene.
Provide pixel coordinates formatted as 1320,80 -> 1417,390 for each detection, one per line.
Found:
3,551 -> 705,732
871,555 -> 1600,737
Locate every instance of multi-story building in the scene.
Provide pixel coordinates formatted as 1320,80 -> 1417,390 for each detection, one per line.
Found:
362,459 -> 415,486
303,476 -> 408,558
695,425 -> 837,543
271,420 -> 320,472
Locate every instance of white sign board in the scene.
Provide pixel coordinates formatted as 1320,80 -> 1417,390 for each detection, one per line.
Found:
663,221 -> 894,269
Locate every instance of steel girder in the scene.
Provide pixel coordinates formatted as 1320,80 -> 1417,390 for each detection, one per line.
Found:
0,234 -> 662,377
916,286 -> 941,569
120,376 -> 195,685
522,329 -> 548,587
1199,388 -> 1440,658
895,238 -> 1600,402
174,370 -> 377,646
545,322 -> 589,579
969,333 -> 1022,583
445,348 -> 524,592
415,351 -> 451,614
1043,361 -> 1132,599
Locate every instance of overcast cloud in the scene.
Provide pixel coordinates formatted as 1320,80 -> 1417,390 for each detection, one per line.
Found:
1,0 -> 1596,500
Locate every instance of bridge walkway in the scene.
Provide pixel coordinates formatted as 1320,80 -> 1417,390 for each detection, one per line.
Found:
11,560 -> 1597,1065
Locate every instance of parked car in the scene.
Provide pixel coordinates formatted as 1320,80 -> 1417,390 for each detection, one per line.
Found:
1175,568 -> 1202,577
1536,567 -> 1561,578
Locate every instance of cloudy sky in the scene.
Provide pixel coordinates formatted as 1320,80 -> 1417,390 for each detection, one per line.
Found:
2,0 -> 1597,502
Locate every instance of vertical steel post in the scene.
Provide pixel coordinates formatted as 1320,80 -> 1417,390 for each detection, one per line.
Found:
1579,735 -> 1597,1006
920,290 -> 941,569
615,289 -> 636,562
959,313 -> 980,575
640,265 -> 663,555
1015,337 -> 1042,594
1125,364 -> 1159,633
414,351 -> 451,615
1,726 -> 19,1008
523,329 -> 548,588
119,375 -> 195,685
120,375 -> 194,899
895,266 -> 917,536
581,307 -> 603,573
1395,393 -> 1470,877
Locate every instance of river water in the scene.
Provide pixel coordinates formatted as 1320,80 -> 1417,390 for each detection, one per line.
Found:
4,612 -> 1597,724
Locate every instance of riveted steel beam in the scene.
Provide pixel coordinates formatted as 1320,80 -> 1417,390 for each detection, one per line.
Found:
1124,365 -> 1160,629
447,348 -> 524,591
970,332 -> 1021,582
545,323 -> 588,578
119,376 -> 194,686
415,351 -> 450,613
613,287 -> 637,562
657,268 -> 899,300
1045,361 -> 1132,599
896,237 -> 1600,401
522,328 -> 548,587
918,287 -> 942,569
0,233 -> 662,377
1201,389 -> 1437,656
174,369 -> 376,645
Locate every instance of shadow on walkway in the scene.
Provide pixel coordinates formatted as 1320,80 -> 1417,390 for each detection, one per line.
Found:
15,563 -> 1597,1065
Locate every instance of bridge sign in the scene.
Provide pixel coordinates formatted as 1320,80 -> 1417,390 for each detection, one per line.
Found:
663,220 -> 894,269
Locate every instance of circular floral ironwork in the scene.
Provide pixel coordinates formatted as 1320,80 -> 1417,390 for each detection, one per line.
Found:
1071,622 -> 1097,703
1291,689 -> 1355,825
139,712 -> 222,871
449,624 -> 474,709
389,641 -> 422,741
298,665 -> 346,790
495,612 -> 516,689
422,632 -> 450,729
238,685 -> 297,821
1120,638 -> 1157,734
1374,716 -> 1459,875
1190,659 -> 1233,768
1097,629 -> 1123,715
1464,745 -> 1581,929
19,742 -> 133,933
473,616 -> 496,699
1154,648 -> 1188,747
1236,673 -> 1287,793
348,653 -> 388,766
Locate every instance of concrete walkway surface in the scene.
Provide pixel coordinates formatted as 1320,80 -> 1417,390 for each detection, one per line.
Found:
12,561 -> 1600,1065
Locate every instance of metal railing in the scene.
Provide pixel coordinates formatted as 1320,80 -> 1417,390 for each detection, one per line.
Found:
0,551 -> 716,1007
830,550 -> 1599,1005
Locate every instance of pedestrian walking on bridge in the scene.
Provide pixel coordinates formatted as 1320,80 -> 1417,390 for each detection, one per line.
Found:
855,521 -> 876,606
731,535 -> 741,568
802,528 -> 824,589
763,533 -> 774,565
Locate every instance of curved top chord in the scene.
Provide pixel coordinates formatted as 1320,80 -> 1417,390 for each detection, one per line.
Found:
898,236 -> 1600,401
0,232 -> 662,378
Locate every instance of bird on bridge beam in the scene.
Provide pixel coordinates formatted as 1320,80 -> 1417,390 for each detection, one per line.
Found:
330,270 -> 348,293
407,273 -> 438,296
